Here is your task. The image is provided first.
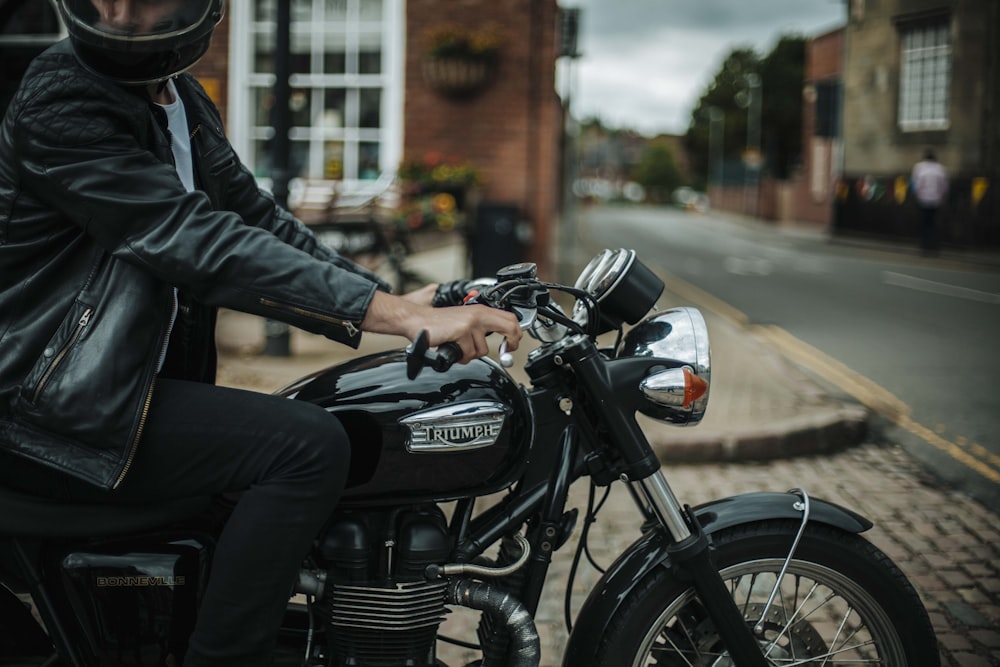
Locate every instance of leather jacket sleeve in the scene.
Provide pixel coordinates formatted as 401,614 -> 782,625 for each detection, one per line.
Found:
13,69 -> 379,346
178,76 -> 392,292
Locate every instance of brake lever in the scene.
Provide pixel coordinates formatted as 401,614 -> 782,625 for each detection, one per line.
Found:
497,338 -> 515,368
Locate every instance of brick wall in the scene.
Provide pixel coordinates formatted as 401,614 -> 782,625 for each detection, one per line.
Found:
793,27 -> 844,227
190,1 -> 564,271
405,0 -> 562,274
190,3 -> 231,128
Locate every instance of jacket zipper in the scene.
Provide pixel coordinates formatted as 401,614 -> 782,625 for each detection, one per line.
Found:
113,293 -> 178,489
258,298 -> 360,337
113,375 -> 155,489
31,308 -> 92,404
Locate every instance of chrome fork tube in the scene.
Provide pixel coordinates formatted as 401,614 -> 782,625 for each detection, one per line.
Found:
632,470 -> 692,542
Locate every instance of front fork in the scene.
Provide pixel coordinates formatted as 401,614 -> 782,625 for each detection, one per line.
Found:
634,470 -> 773,667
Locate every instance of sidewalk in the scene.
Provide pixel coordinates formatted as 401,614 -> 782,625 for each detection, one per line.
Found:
216,239 -> 869,463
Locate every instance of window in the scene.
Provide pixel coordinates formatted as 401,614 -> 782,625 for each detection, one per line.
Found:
814,81 -> 840,139
898,19 -> 950,132
228,0 -> 403,188
0,0 -> 64,115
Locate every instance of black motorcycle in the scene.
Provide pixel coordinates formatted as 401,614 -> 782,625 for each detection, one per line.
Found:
1,249 -> 939,666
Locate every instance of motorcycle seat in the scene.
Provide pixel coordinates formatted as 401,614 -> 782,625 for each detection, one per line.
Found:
0,484 -> 211,539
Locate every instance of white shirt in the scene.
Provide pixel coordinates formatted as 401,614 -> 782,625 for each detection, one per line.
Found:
911,159 -> 948,208
158,79 -> 196,193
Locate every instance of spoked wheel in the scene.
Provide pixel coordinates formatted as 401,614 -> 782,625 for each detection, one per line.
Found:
594,520 -> 939,666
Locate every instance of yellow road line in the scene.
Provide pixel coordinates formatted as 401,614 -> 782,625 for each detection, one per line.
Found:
970,442 -> 1000,471
656,268 -> 1000,485
756,325 -> 1000,486
753,326 -> 910,420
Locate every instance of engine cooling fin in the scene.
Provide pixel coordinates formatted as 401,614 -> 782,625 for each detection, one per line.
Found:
320,580 -> 450,665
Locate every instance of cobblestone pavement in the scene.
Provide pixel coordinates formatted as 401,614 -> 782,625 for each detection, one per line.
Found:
433,442 -> 1000,667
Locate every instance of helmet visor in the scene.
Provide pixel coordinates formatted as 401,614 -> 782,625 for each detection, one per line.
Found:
60,0 -> 215,50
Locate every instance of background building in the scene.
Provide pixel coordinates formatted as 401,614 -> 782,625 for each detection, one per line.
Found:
1,0 -> 564,275
794,27 -> 844,228
836,0 -> 998,247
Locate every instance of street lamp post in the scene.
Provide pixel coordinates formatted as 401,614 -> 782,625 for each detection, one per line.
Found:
707,106 -> 724,193
264,0 -> 292,356
743,73 -> 762,217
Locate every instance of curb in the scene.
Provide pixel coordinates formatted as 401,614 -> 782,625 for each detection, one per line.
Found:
647,402 -> 869,464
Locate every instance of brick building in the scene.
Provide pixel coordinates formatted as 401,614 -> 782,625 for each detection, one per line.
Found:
794,27 -> 844,228
401,0 -> 562,274
193,0 -> 563,275
1,0 -> 565,274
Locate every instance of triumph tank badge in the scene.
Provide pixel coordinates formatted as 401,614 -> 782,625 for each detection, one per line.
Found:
400,401 -> 509,452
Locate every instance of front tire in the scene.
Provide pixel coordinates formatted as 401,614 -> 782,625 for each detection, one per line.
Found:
591,520 -> 939,666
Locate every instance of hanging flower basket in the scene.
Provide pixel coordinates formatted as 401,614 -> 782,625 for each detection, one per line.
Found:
422,56 -> 495,97
420,23 -> 503,98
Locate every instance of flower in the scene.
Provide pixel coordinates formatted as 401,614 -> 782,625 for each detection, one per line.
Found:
398,153 -> 482,189
423,23 -> 503,61
395,153 -> 481,232
396,195 -> 458,233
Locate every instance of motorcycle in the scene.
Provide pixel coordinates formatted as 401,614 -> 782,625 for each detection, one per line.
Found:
1,248 -> 939,666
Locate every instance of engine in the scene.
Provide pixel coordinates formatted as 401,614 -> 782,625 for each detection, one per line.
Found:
313,505 -> 454,666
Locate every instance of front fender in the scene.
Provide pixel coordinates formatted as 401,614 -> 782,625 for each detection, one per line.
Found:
562,491 -> 872,665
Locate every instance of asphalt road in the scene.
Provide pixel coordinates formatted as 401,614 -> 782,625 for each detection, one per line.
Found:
575,203 -> 1000,510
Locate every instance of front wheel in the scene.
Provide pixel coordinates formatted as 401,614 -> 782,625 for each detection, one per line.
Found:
592,520 -> 939,666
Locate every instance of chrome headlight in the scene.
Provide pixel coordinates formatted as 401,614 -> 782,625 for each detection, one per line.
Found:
616,307 -> 711,426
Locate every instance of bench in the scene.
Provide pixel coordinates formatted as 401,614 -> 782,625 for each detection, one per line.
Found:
288,177 -> 428,292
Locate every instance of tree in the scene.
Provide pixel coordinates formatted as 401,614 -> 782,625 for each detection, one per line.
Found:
632,139 -> 683,203
759,35 -> 806,179
683,47 -> 761,189
684,36 -> 807,185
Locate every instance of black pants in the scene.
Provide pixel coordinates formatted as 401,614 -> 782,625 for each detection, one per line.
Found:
0,379 -> 350,666
919,204 -> 940,252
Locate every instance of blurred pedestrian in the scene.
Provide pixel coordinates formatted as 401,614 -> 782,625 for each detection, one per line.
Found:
910,148 -> 949,255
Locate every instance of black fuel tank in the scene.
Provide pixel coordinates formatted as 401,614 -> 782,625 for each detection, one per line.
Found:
281,350 -> 532,505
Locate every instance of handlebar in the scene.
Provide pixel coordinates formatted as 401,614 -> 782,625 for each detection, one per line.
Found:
407,262 -> 599,378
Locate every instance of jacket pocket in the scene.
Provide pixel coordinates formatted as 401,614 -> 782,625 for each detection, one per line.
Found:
22,300 -> 94,405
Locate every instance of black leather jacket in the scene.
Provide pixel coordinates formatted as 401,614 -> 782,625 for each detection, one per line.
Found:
0,41 -> 387,490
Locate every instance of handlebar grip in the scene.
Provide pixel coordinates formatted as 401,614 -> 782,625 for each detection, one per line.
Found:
405,330 -> 462,379
429,342 -> 463,372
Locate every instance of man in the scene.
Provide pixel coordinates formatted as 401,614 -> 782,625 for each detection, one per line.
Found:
0,1 -> 521,665
911,148 -> 949,254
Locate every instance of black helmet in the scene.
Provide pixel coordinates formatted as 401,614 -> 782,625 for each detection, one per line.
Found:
57,0 -> 225,85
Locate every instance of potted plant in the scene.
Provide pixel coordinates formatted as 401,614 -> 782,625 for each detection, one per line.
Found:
396,152 -> 482,231
421,23 -> 503,97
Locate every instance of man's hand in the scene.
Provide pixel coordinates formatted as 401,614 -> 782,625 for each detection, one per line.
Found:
362,290 -> 521,364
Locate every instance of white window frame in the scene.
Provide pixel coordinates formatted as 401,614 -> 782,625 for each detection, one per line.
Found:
227,0 -> 404,194
897,19 -> 951,132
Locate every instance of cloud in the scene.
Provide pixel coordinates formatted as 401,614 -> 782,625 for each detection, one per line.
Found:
572,28 -> 726,134
565,0 -> 845,136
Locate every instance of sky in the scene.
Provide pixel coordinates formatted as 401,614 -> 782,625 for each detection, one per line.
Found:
562,0 -> 847,137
